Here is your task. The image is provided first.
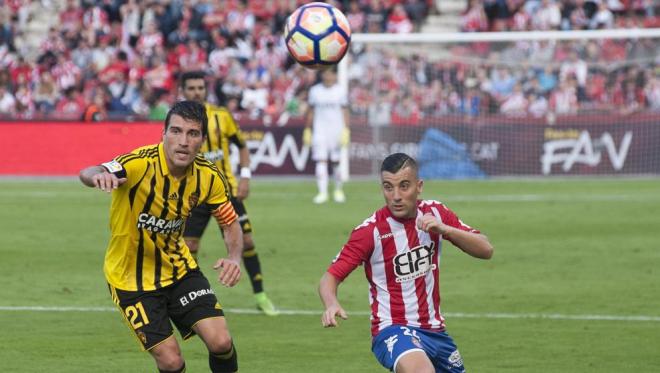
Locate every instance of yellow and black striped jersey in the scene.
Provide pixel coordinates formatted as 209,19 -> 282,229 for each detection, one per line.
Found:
202,103 -> 246,194
102,143 -> 236,291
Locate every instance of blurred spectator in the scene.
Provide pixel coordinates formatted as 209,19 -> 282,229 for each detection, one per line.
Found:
148,90 -> 170,121
365,0 -> 388,33
500,83 -> 528,116
0,0 -> 656,123
241,81 -> 269,119
82,89 -> 109,122
532,0 -> 562,30
645,75 -> 660,111
461,0 -> 489,32
550,79 -> 579,115
346,2 -> 366,33
387,4 -> 414,33
55,87 -> 86,119
34,71 -> 59,114
391,96 -> 421,125
368,94 -> 393,126
559,50 -> 588,101
528,91 -> 549,117
0,84 -> 16,115
590,2 -> 615,29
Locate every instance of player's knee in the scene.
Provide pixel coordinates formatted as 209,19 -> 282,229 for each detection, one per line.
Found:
153,349 -> 185,372
158,361 -> 186,373
206,333 -> 233,356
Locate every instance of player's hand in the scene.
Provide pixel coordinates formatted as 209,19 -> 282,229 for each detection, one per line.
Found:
340,127 -> 350,147
321,304 -> 348,327
236,177 -> 250,201
213,258 -> 241,287
92,172 -> 127,193
303,127 -> 312,146
417,213 -> 450,235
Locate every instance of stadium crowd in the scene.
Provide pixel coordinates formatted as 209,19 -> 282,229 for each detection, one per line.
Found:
0,0 -> 657,124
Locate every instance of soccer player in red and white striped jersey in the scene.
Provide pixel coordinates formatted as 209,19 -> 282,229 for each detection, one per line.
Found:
319,153 -> 494,373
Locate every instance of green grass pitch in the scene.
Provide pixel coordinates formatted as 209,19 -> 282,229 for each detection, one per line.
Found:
1,178 -> 659,372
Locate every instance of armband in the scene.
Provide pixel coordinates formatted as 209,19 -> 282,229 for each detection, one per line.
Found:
101,160 -> 127,178
240,167 -> 252,179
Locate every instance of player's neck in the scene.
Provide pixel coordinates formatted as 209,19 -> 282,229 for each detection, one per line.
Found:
166,159 -> 189,179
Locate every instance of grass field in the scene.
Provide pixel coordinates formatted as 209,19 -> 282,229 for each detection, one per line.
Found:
1,178 -> 659,372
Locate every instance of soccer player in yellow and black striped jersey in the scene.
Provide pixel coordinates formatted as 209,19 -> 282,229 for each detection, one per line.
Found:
179,71 -> 278,316
80,101 -> 241,373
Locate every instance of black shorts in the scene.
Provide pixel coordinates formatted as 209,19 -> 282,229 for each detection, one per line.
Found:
109,270 -> 224,350
183,197 -> 252,239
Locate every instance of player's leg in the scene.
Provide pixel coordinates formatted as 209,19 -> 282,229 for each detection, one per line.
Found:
395,351 -> 435,373
372,325 -> 434,373
230,197 -> 278,316
109,285 -> 185,371
243,232 -> 278,315
168,270 -> 237,372
149,336 -> 186,372
183,203 -> 212,259
329,145 -> 345,203
312,138 -> 329,203
418,329 -> 465,373
194,317 -> 238,373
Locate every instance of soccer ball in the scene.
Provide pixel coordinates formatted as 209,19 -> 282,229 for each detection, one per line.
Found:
283,2 -> 351,69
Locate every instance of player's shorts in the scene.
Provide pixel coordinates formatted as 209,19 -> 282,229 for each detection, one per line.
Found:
312,135 -> 341,162
371,325 -> 465,373
183,197 -> 252,239
108,269 -> 224,351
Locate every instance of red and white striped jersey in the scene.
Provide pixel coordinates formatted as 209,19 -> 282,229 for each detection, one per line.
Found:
327,199 -> 480,337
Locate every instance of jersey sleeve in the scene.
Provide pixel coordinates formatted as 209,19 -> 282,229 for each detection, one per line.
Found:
433,203 -> 481,243
340,89 -> 348,107
205,166 -> 231,206
308,86 -> 317,107
327,225 -> 374,282
101,153 -> 147,188
205,166 -> 237,226
223,111 -> 246,148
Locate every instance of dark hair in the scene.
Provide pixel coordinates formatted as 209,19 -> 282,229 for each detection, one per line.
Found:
164,100 -> 208,138
180,70 -> 207,88
380,153 -> 418,175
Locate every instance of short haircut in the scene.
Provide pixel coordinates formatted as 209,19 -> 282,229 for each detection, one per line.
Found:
164,100 -> 208,138
380,153 -> 418,176
180,70 -> 206,88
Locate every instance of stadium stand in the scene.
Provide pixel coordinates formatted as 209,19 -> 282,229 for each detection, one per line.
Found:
0,0 -> 657,122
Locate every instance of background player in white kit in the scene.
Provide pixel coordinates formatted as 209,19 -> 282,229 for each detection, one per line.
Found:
319,153 -> 494,373
304,68 -> 350,204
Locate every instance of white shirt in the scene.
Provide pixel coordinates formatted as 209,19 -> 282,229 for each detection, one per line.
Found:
308,82 -> 347,139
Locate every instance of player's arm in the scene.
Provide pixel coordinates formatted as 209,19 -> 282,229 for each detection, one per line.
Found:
319,272 -> 347,327
209,201 -> 243,287
341,106 -> 350,146
319,225 -> 373,327
235,145 -> 251,200
303,93 -> 314,145
207,168 -> 243,286
418,213 -> 494,259
79,161 -> 127,192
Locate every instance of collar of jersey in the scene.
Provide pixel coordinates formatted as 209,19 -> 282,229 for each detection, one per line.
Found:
157,143 -> 195,178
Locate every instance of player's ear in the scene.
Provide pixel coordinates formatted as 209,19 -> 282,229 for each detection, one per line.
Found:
417,179 -> 424,193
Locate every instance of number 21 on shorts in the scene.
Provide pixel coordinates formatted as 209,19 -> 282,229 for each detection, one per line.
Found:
124,302 -> 150,329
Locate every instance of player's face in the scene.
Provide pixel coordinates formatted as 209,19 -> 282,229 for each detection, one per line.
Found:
381,166 -> 423,219
181,79 -> 207,103
163,114 -> 205,174
322,70 -> 336,86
